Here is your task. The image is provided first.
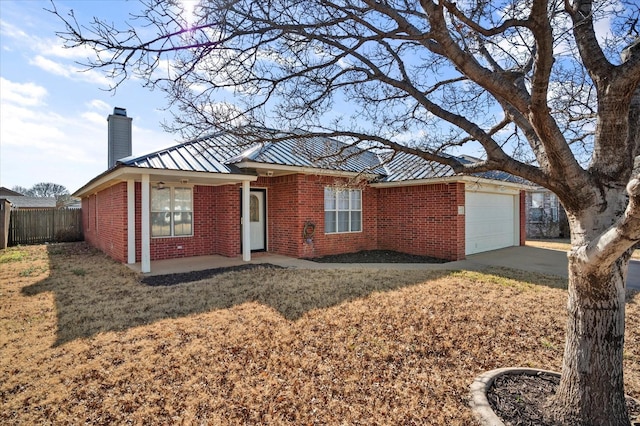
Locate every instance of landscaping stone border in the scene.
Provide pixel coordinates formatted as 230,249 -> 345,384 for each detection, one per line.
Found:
469,367 -> 560,426
470,367 -> 640,425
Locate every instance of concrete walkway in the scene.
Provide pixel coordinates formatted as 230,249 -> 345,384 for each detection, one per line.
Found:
128,245 -> 640,290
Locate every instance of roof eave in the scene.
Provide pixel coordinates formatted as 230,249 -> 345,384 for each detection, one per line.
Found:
370,175 -> 534,191
73,165 -> 257,198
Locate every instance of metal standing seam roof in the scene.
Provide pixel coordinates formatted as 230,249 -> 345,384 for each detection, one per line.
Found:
119,127 -> 387,176
231,129 -> 387,175
117,126 -> 523,184
381,151 -> 456,182
117,132 -> 248,174
380,151 -> 527,184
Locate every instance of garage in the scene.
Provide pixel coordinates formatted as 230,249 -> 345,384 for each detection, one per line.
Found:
465,189 -> 520,255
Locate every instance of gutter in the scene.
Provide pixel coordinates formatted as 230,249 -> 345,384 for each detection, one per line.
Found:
370,175 -> 535,191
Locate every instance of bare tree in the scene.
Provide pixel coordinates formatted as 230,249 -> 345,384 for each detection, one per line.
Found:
26,182 -> 70,199
10,186 -> 30,196
52,0 -> 640,423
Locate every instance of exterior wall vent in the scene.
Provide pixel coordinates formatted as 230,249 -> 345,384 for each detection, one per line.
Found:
107,107 -> 132,168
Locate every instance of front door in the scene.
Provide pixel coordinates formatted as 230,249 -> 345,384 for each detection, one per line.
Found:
248,189 -> 266,251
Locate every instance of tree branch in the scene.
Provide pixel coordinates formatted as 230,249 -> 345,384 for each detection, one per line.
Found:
575,156 -> 640,268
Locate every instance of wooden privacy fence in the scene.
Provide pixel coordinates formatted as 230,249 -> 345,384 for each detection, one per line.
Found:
9,209 -> 83,246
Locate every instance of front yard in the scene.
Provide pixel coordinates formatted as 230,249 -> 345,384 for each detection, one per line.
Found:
1,243 -> 639,424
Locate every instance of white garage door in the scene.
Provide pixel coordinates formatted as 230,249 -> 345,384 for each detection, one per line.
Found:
465,191 -> 518,255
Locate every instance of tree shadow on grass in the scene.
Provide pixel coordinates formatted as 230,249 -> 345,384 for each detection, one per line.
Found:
21,243 -> 452,346
21,243 -> 637,347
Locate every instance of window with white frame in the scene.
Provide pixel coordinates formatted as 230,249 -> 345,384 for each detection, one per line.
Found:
530,192 -> 560,223
324,188 -> 362,233
550,194 -> 559,221
151,186 -> 193,237
530,192 -> 544,223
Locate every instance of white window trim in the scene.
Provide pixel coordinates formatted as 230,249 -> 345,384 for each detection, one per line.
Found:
324,187 -> 362,234
151,185 -> 194,238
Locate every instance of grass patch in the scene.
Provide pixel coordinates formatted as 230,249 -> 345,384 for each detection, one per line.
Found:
71,268 -> 86,276
1,242 -> 639,425
0,247 -> 27,263
18,265 -> 44,277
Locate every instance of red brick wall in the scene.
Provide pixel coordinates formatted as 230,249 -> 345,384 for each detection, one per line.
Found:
211,185 -> 241,257
137,184 -> 241,261
82,183 -> 128,263
256,174 -> 378,258
377,182 -> 466,261
256,175 -> 300,257
82,177 -> 523,264
83,182 -> 244,264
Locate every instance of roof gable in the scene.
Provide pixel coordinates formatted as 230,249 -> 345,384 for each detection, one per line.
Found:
0,187 -> 24,197
228,128 -> 386,175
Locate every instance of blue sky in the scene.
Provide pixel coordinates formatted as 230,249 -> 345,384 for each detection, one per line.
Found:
1,1 -> 620,195
1,0 -> 179,194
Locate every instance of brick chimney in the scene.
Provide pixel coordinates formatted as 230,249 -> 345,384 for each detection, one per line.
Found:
107,107 -> 132,168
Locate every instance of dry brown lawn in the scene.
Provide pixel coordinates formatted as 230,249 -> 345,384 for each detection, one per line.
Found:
1,243 -> 639,425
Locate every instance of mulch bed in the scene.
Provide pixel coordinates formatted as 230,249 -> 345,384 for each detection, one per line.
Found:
488,373 -> 640,425
140,264 -> 284,286
308,249 -> 448,263
142,250 -> 446,286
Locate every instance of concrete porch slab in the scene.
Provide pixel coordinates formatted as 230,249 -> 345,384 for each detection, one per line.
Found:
126,252 -> 466,276
126,253 -> 320,276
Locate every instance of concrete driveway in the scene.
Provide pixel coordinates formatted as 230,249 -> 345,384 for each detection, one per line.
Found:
465,246 -> 640,291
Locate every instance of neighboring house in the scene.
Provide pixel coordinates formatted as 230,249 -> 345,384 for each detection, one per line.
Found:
525,188 -> 569,238
0,187 -> 57,210
0,187 -> 23,197
58,197 -> 82,209
73,108 -> 530,273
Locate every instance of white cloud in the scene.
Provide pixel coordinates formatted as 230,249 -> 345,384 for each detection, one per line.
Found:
29,55 -> 71,76
81,111 -> 109,126
0,78 -> 176,191
0,78 -> 48,107
29,55 -> 109,86
2,17 -> 112,85
1,18 -> 95,61
0,19 -> 29,40
0,5 -> 180,191
37,38 -> 97,61
86,99 -> 112,113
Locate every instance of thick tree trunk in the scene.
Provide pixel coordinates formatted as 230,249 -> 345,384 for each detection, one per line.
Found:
548,248 -> 631,425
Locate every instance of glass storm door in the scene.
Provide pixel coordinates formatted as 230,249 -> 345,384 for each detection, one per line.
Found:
248,190 -> 266,251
